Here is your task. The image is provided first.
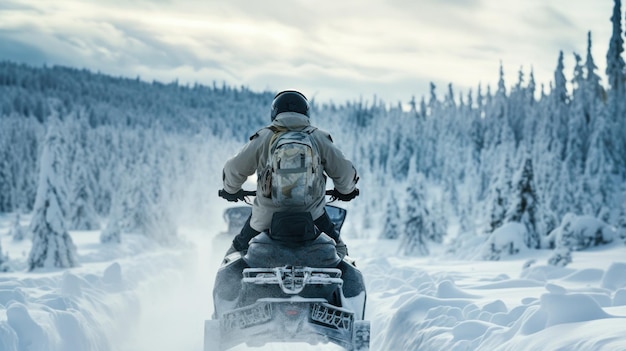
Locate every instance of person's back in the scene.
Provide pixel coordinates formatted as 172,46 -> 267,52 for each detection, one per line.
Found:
220,90 -> 359,257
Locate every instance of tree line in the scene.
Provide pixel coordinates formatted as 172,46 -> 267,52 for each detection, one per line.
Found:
1,0 -> 626,269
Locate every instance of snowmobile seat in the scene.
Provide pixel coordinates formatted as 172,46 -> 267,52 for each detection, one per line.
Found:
244,211 -> 341,268
244,232 -> 341,268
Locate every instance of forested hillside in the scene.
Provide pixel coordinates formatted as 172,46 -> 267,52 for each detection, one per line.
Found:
1,5 -> 625,261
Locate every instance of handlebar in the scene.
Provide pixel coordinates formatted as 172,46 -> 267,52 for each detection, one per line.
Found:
218,189 -> 346,202
218,189 -> 256,198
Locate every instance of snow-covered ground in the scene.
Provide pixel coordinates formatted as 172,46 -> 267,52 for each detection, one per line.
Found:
1,208 -> 626,351
356,240 -> 626,350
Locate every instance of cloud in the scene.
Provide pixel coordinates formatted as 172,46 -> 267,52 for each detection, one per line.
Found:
0,0 -> 41,12
0,0 -> 615,103
0,34 -> 49,65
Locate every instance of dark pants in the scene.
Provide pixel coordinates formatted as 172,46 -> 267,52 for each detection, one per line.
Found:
230,210 -> 348,258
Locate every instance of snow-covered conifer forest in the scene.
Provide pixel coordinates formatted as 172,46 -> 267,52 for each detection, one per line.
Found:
1,2 -> 626,350
2,16 -> 626,262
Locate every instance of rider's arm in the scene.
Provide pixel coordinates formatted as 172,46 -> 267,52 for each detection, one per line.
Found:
222,131 -> 268,193
314,131 -> 359,194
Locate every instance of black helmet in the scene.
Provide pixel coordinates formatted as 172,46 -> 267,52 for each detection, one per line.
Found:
271,90 -> 309,121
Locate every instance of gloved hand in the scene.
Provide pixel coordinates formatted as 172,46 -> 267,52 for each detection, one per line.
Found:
219,189 -> 245,202
330,188 -> 359,202
231,236 -> 249,252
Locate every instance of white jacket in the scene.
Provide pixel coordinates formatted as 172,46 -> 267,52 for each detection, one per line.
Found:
223,112 -> 358,232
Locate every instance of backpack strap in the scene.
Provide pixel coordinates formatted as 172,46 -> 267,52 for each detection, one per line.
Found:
301,125 -> 318,135
267,125 -> 287,133
249,125 -> 297,140
267,126 -> 287,152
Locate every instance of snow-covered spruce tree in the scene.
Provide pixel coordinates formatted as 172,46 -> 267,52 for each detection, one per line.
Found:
380,191 -> 401,239
618,201 -> 626,242
507,67 -> 531,146
90,126 -> 120,217
0,237 -> 9,272
557,54 -> 589,218
28,118 -> 78,270
487,187 -> 507,233
583,110 -> 617,222
114,164 -> 147,233
567,53 -> 589,181
100,187 -> 124,244
548,247 -> 572,267
9,213 -> 26,241
584,32 -> 605,106
606,0 -> 625,99
605,0 -> 626,170
67,147 -> 100,230
552,51 -> 570,162
100,218 -> 121,244
505,157 -> 540,249
428,200 -> 447,245
481,63 -> 509,152
110,137 -> 178,244
481,222 -> 527,261
551,213 -> 614,251
0,116 -> 42,213
139,136 -> 178,244
0,153 -> 11,213
388,133 -> 413,181
361,204 -> 373,231
400,173 -> 432,256
553,162 -> 581,218
485,153 -> 513,233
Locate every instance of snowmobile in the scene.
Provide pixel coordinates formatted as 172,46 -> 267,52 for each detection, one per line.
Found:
222,206 -> 252,235
205,190 -> 370,351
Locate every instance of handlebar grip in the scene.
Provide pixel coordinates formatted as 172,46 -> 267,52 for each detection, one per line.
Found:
326,188 -> 359,201
218,189 -> 257,201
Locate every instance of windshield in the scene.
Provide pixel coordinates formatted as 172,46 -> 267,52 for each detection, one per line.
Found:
325,205 -> 347,233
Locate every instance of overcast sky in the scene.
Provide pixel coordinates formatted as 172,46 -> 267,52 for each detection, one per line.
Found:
0,0 -> 618,105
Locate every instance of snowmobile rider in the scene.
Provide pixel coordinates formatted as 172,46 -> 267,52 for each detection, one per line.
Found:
220,90 -> 360,258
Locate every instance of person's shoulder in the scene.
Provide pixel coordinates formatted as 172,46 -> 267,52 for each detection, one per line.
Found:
312,127 -> 334,143
249,126 -> 273,141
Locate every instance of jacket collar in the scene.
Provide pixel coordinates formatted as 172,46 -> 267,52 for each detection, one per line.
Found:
272,112 -> 310,129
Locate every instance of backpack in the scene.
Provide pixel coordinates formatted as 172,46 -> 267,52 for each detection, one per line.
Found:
261,126 -> 326,207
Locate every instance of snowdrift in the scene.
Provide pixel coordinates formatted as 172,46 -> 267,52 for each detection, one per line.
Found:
359,240 -> 626,351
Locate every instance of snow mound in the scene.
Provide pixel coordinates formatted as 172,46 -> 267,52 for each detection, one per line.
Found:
481,222 -> 528,260
0,230 -> 198,351
436,280 -> 481,299
546,213 -> 615,251
452,320 -> 500,341
614,289 -> 626,306
0,267 -> 134,351
539,293 -> 613,328
520,264 -> 576,282
601,262 -> 626,291
364,253 -> 626,351
560,268 -> 604,282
